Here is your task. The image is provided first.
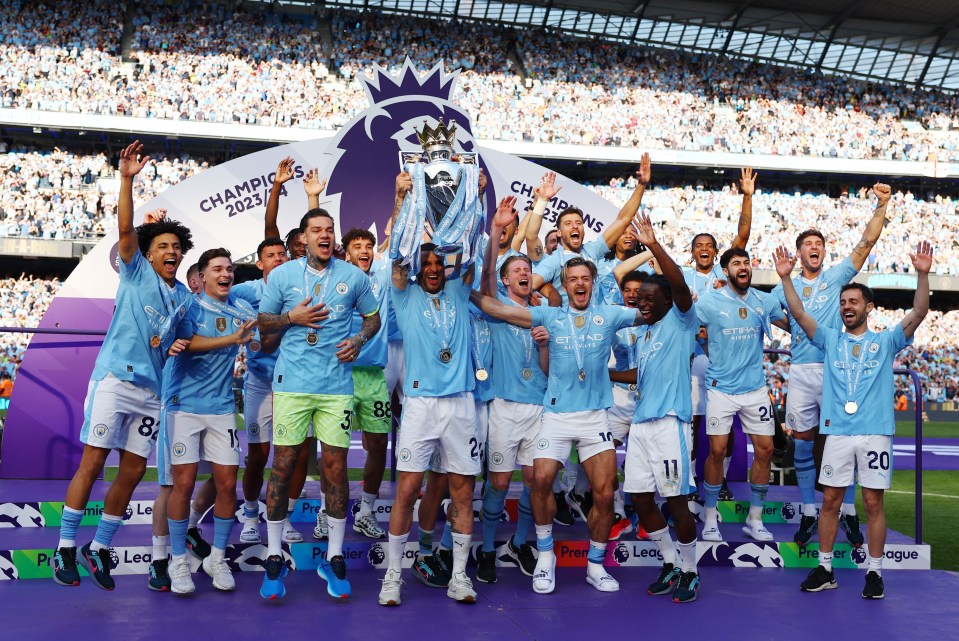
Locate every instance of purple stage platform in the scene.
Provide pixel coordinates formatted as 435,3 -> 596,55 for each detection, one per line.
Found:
0,566 -> 955,641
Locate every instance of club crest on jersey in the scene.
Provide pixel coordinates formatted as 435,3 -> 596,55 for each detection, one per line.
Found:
738,307 -> 748,319
233,317 -> 242,327
869,343 -> 879,353
336,282 -> 349,295
593,315 -> 604,326
216,317 -> 227,332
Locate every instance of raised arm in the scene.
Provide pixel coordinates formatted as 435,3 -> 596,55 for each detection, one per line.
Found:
265,157 -> 297,239
512,206 -> 533,253
611,249 -> 655,286
731,167 -> 756,250
117,141 -> 151,263
483,196 -> 518,296
849,183 -> 891,271
469,290 -> 533,328
391,259 -> 410,292
601,152 -> 650,248
773,246 -> 817,339
303,168 -> 327,211
901,241 -> 933,340
524,171 -> 562,262
631,213 -> 692,312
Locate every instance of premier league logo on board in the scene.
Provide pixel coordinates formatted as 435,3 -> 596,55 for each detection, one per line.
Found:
108,548 -> 120,570
0,551 -> 18,579
613,542 -> 630,565
123,505 -> 134,521
781,502 -> 797,520
0,502 -> 44,527
368,543 -> 386,567
850,546 -> 867,565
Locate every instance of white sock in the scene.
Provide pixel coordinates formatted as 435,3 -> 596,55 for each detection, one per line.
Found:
267,519 -> 284,558
209,546 -> 224,561
867,555 -> 882,576
722,455 -> 732,478
320,491 -> 327,512
451,532 -> 471,574
388,532 -> 408,572
613,489 -> 625,517
820,550 -> 833,571
327,515 -> 345,559
842,502 -> 857,517
188,507 -> 203,529
704,507 -> 718,526
803,503 -> 817,517
648,527 -> 677,566
152,535 -> 169,562
748,506 -> 763,522
678,540 -> 697,573
171,552 -> 187,565
287,498 -> 297,515
358,492 -> 377,517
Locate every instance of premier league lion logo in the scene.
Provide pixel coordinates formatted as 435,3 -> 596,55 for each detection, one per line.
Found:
613,542 -> 630,565
781,502 -> 797,520
368,543 -> 386,567
324,60 -> 496,237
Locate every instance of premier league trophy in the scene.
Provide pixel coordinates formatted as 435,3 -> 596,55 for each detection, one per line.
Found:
388,118 -> 485,274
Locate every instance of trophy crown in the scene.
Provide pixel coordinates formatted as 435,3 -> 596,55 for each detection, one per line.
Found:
416,118 -> 457,152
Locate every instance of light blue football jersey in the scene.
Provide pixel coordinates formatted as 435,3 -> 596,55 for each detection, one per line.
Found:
232,278 -> 279,382
695,286 -> 786,395
533,238 -> 608,305
352,264 -> 390,369
771,258 -> 859,365
632,304 -> 697,423
813,325 -> 912,436
486,293 -> 547,405
612,325 -> 641,392
596,254 -> 654,305
392,277 -> 474,398
470,311 -> 494,403
164,292 -> 255,415
90,251 -> 193,398
683,264 -> 725,357
529,303 -> 637,413
260,257 -> 378,395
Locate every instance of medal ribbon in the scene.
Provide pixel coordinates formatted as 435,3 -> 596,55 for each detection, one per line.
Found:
840,331 -> 875,404
151,270 -> 186,347
568,306 -> 594,380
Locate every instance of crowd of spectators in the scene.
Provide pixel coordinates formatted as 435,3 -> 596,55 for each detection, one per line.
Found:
0,275 -> 59,389
2,3 -> 959,161
588,176 -> 959,275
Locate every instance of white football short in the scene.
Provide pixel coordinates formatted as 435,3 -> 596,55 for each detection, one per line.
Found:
623,416 -> 693,497
165,410 -> 241,468
535,409 -> 615,463
475,399 -> 490,470
705,387 -> 775,436
607,384 -> 637,443
79,373 -> 159,458
385,340 -> 405,403
820,434 -> 893,490
396,393 -> 479,476
784,363 -> 823,433
244,372 -> 273,444
488,398 -> 543,472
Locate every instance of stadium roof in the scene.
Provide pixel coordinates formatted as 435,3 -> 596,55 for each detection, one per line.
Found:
312,0 -> 959,90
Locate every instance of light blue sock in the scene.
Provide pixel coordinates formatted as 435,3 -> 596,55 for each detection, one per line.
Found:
440,520 -> 453,550
58,507 -> 84,548
91,514 -> 123,550
418,526 -> 434,556
843,483 -> 857,507
512,485 -> 533,548
213,515 -> 233,552
704,482 -> 721,509
481,485 -> 507,553
587,539 -> 606,564
168,517 -> 189,557
794,439 -> 817,508
535,523 -> 553,552
749,483 -> 769,508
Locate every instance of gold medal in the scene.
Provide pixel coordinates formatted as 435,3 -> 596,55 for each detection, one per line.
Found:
578,368 -> 586,382
522,368 -> 533,380
476,369 -> 489,381
440,348 -> 452,363
150,335 -> 161,349
628,383 -> 637,392
306,332 -> 318,346
249,341 -> 261,352
844,401 -> 858,415
574,315 -> 586,329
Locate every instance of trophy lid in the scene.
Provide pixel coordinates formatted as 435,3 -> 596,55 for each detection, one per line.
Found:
416,118 -> 457,153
